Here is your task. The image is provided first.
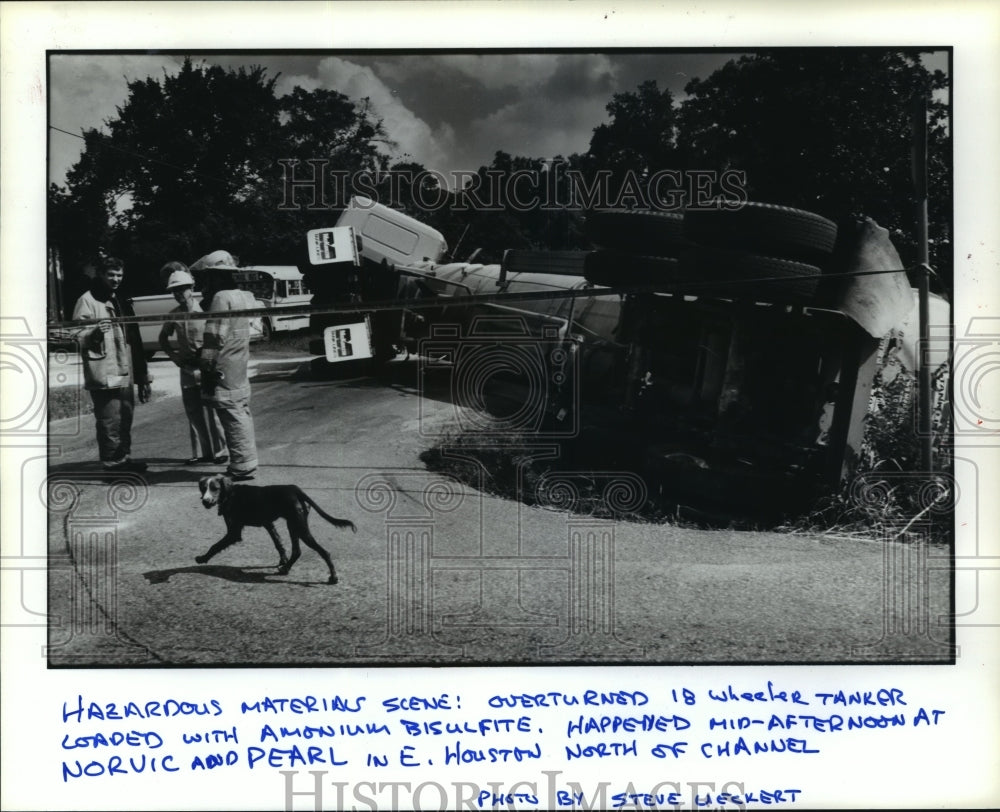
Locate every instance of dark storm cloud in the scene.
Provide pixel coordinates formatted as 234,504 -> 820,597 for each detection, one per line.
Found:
611,51 -> 746,99
343,51 -> 741,170
354,54 -> 525,130
542,53 -> 617,97
46,50 -> 781,184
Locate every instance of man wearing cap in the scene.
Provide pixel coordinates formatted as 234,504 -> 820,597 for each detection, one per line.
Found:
191,250 -> 259,480
158,261 -> 228,465
71,255 -> 152,472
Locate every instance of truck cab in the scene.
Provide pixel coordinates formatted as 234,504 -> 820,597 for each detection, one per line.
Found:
337,195 -> 447,266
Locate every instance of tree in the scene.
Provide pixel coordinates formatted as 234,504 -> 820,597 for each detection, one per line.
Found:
49,59 -> 394,295
567,80 -> 682,212
53,60 -> 285,287
429,151 -> 588,264
584,79 -> 678,176
675,50 -> 951,291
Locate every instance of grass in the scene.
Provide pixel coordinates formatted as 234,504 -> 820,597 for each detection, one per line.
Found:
420,427 -> 766,529
256,328 -> 312,353
48,387 -> 168,421
783,353 -> 953,545
422,421 -> 953,540
49,328 -> 312,423
420,349 -> 954,542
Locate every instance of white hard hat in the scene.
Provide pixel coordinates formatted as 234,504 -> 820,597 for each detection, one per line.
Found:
190,250 -> 239,271
166,269 -> 196,290
159,260 -> 189,286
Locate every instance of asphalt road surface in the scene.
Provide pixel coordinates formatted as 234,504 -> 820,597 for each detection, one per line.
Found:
46,352 -> 953,666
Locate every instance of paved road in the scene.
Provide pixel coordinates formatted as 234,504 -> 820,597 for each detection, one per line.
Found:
46,354 -> 952,666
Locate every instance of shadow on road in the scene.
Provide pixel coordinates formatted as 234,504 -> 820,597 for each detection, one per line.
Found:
251,362 -> 312,383
48,459 -> 228,486
292,358 -> 430,395
143,564 -> 328,588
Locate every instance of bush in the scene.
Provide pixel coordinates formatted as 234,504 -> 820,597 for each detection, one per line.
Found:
792,344 -> 953,544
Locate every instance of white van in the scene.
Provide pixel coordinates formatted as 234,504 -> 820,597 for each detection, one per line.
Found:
335,196 -> 448,266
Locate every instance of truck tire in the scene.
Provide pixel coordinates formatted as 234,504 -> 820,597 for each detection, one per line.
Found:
584,251 -> 681,289
261,318 -> 273,341
682,202 -> 838,263
585,210 -> 690,257
678,247 -> 822,303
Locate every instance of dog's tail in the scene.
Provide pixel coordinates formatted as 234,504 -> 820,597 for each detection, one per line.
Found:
296,488 -> 357,533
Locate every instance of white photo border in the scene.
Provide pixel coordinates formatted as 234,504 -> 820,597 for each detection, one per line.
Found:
2,2 -> 998,809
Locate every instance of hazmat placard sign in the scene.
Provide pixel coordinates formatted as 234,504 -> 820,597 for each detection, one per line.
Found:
324,319 -> 373,362
307,226 -> 360,266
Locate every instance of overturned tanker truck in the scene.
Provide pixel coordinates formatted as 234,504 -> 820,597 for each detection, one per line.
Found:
303,196 -> 949,517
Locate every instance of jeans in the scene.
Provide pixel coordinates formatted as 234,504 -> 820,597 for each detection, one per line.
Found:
89,386 -> 134,466
181,386 -> 227,459
206,390 -> 258,476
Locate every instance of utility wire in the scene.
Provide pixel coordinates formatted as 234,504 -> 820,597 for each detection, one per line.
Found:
48,265 -> 915,331
49,124 -> 239,189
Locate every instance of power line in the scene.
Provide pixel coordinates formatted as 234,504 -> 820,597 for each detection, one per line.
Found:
49,124 -> 237,188
47,265 -> 914,331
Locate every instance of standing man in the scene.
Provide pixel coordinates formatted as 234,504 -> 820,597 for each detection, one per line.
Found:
193,250 -> 259,481
158,262 -> 228,465
72,255 -> 152,472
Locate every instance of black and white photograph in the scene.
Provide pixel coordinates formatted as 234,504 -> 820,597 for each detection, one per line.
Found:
42,45 -> 956,667
2,2 -> 998,810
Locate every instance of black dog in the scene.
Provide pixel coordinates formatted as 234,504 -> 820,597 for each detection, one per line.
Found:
196,474 -> 356,584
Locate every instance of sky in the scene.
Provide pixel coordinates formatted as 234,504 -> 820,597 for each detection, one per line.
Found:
48,50 -> 949,189
47,51 -> 748,186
